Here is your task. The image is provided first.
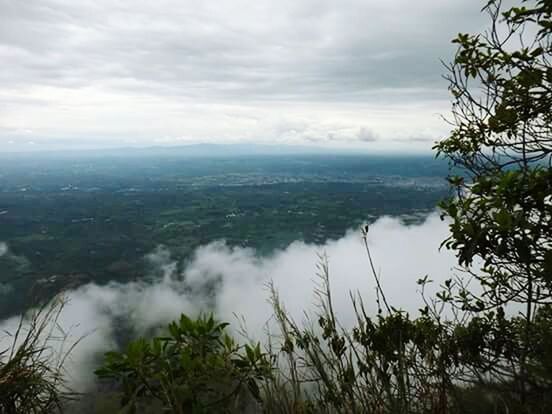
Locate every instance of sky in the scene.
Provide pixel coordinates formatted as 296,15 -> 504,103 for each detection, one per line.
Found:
0,0 -> 487,152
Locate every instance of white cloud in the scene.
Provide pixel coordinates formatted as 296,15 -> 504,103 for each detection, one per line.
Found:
0,212 -> 459,391
0,0 -> 486,151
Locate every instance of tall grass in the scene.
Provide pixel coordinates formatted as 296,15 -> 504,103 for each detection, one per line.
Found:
0,296 -> 78,413
260,239 -> 467,414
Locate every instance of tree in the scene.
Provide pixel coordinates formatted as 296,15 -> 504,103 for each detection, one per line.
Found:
435,0 -> 552,409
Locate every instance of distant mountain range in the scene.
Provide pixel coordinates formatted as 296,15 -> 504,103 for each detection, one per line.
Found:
0,142 -> 430,159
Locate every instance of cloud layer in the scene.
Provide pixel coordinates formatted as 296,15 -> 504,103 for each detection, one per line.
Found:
0,0 -> 486,150
0,213 -> 458,390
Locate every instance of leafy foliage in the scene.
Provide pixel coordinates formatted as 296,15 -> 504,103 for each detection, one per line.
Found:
434,0 -> 552,410
95,314 -> 271,413
261,255 -> 552,414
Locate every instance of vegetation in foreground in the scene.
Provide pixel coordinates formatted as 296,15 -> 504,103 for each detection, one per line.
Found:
0,298 -> 77,413
2,0 -> 552,412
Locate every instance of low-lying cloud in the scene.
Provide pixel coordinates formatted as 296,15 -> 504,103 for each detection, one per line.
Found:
0,213 -> 458,390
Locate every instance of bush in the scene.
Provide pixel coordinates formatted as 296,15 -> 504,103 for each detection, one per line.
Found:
95,314 -> 272,413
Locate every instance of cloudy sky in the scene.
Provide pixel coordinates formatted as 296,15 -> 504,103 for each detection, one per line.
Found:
0,0 -> 486,152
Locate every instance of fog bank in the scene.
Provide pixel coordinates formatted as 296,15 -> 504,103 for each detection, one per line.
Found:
0,212 -> 458,390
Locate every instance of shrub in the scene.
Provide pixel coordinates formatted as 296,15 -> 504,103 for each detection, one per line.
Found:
95,314 -> 272,413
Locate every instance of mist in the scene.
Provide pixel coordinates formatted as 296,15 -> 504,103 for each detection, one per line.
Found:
0,212 -> 459,390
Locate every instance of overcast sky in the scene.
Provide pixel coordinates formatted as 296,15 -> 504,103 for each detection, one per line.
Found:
0,0 -> 486,152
